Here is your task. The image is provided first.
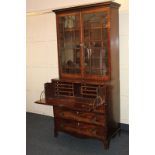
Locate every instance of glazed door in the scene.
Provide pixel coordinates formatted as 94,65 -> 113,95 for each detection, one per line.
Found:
82,9 -> 110,81
57,12 -> 82,79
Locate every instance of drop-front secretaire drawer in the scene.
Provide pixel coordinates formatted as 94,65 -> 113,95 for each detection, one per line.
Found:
54,107 -> 106,126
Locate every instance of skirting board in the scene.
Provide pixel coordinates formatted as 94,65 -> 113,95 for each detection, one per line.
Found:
120,123 -> 129,131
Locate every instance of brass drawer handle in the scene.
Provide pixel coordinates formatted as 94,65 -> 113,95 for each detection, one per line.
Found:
77,122 -> 80,126
76,111 -> 79,115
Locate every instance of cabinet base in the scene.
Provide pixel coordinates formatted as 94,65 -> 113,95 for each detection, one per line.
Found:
54,128 -> 121,150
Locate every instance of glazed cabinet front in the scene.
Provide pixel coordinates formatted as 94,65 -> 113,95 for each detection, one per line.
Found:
56,8 -> 110,81
57,12 -> 82,79
82,8 -> 110,81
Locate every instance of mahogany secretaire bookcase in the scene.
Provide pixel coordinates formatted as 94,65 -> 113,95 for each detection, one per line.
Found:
35,1 -> 121,149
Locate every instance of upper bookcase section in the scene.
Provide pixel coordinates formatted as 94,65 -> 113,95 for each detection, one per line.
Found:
53,1 -> 120,82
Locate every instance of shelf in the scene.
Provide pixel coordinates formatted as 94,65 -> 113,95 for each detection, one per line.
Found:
84,47 -> 106,49
55,90 -> 73,93
62,66 -> 80,69
82,89 -> 97,92
55,83 -> 73,86
84,39 -> 108,42
84,26 -> 101,30
84,67 -> 105,71
60,47 -> 80,50
81,86 -> 98,89
85,58 -> 108,61
84,26 -> 108,30
81,93 -> 97,97
55,87 -> 73,90
61,28 -> 80,32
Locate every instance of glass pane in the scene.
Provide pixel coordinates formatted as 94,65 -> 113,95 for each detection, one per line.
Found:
84,41 -> 108,75
83,12 -> 109,76
58,15 -> 81,74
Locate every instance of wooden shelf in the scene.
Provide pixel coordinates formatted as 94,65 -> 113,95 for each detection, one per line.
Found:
62,28 -> 80,32
55,87 -> 73,90
60,47 -> 80,50
62,66 -> 80,69
84,26 -> 102,30
82,89 -> 97,92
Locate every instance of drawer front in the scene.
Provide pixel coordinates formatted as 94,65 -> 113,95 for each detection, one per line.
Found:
54,107 -> 106,126
56,119 -> 106,139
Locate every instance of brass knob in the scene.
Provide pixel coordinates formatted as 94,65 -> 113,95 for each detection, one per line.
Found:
76,111 -> 79,115
77,122 -> 80,126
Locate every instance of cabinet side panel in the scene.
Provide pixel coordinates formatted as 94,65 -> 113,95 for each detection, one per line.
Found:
109,8 -> 120,125
56,15 -> 61,79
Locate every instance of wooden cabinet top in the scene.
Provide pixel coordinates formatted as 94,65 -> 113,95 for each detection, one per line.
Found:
53,1 -> 120,13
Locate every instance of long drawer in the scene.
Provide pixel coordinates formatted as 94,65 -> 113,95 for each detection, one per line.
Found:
54,107 -> 106,126
55,118 -> 106,139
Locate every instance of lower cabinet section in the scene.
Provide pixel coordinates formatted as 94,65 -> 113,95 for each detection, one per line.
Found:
36,78 -> 120,149
53,106 -> 116,149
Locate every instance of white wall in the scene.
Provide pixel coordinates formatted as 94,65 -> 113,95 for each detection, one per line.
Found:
26,0 -> 129,124
26,13 -> 58,116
